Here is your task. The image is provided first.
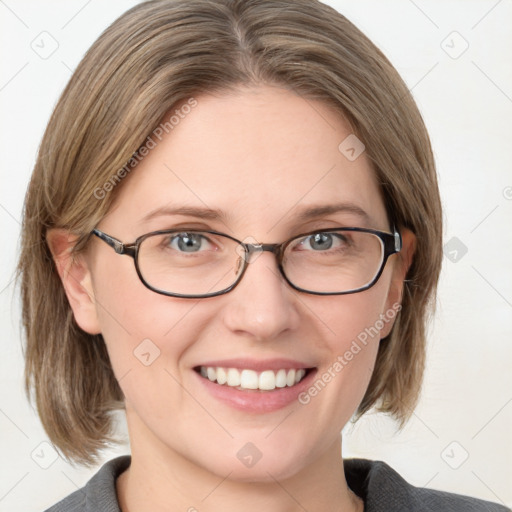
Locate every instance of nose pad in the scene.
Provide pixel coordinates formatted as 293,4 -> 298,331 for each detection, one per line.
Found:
235,255 -> 243,275
234,246 -> 263,275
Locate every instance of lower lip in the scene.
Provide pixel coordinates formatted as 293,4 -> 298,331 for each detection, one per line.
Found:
194,369 -> 317,413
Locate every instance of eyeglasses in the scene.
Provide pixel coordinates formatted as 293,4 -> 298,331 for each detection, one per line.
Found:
91,226 -> 402,299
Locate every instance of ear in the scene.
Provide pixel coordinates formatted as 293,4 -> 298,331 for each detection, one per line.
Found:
380,227 -> 416,338
46,229 -> 101,335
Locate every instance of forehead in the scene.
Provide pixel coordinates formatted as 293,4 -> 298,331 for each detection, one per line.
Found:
105,85 -> 389,237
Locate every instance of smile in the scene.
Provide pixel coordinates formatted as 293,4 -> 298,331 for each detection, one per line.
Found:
196,366 -> 309,391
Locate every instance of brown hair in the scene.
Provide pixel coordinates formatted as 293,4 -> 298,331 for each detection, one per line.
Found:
18,0 -> 442,465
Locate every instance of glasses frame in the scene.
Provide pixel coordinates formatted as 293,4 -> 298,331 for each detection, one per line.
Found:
91,226 -> 402,299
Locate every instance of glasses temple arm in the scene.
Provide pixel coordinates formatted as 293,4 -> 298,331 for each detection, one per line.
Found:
92,229 -> 126,254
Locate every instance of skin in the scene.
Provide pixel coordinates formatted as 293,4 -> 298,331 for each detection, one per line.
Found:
49,85 -> 415,512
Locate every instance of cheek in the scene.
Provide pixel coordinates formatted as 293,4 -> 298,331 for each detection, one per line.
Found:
304,268 -> 394,355
90,257 -> 205,382
297,277 -> 393,421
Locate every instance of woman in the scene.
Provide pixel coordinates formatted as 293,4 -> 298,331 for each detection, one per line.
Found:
18,0 -> 509,511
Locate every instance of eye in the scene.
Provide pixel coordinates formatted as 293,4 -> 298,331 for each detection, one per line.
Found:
294,232 -> 349,252
167,232 -> 215,253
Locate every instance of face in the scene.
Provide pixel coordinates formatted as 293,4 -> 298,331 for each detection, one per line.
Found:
61,85 -> 411,481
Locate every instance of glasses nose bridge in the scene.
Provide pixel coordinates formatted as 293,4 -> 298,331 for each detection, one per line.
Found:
242,242 -> 282,263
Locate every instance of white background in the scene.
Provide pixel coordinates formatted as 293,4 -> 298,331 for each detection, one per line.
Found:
1,0 -> 511,510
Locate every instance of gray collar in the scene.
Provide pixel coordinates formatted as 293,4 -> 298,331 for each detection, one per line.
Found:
45,455 -> 509,512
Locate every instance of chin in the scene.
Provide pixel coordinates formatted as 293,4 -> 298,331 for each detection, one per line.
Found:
191,444 -> 311,483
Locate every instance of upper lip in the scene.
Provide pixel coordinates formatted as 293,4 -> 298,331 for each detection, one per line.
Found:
194,358 -> 315,372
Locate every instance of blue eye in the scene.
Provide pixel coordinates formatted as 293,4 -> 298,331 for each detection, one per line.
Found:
168,232 -> 211,253
296,232 -> 348,251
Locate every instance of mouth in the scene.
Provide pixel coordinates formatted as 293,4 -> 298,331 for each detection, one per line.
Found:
194,366 -> 314,392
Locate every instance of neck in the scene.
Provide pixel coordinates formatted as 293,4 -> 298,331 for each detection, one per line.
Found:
117,412 -> 363,512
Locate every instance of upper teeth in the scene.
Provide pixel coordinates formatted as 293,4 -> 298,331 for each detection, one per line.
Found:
199,366 -> 307,391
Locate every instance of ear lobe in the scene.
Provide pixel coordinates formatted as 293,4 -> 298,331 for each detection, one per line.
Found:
46,229 -> 101,335
380,227 -> 417,338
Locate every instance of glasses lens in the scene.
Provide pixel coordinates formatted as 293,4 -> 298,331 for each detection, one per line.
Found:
137,231 -> 243,297
282,230 -> 384,293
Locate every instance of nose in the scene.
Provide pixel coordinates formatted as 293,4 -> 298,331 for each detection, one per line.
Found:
221,249 -> 300,341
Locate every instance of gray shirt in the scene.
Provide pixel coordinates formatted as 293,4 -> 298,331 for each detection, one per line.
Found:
44,455 -> 510,511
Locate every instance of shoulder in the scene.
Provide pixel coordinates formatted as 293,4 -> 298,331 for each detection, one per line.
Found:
43,456 -> 131,512
343,458 -> 510,512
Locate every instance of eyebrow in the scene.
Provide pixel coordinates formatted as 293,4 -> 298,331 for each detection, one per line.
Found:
139,202 -> 372,226
293,203 -> 372,224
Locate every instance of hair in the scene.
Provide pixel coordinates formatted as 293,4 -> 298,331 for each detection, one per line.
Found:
18,0 -> 443,466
